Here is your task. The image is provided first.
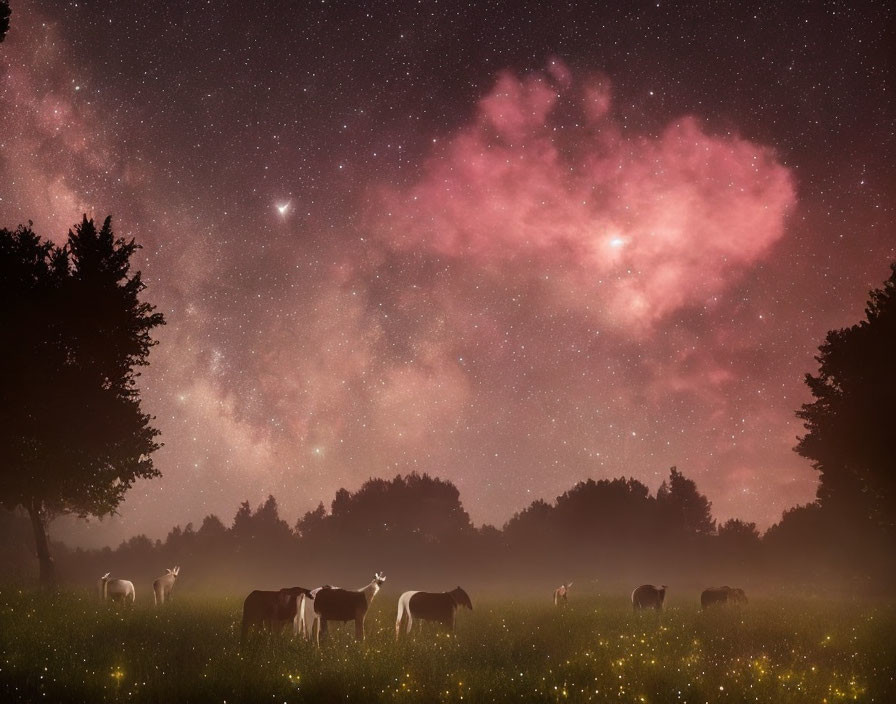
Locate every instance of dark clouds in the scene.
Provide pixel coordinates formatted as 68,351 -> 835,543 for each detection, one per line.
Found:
0,0 -> 893,546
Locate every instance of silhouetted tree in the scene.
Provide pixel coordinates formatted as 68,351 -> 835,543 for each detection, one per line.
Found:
0,217 -> 164,587
165,523 -> 197,559
796,262 -> 896,532
503,498 -> 556,548
252,495 -> 294,544
326,473 -> 472,541
0,1 -> 10,43
231,495 -> 293,562
718,518 -> 760,545
296,502 -> 327,539
716,518 -> 761,561
553,477 -> 655,537
118,534 -> 156,564
232,501 -> 252,532
197,514 -> 227,541
656,466 -> 715,535
762,503 -> 838,582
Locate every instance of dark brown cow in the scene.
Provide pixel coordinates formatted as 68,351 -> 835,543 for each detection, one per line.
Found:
701,586 -> 748,609
395,587 -> 473,638
240,586 -> 312,649
631,584 -> 667,610
312,572 -> 386,644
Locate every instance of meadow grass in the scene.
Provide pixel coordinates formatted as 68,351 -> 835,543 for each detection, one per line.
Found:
0,589 -> 893,702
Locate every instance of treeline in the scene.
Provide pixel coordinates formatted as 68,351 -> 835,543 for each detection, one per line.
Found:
2,468 -> 891,596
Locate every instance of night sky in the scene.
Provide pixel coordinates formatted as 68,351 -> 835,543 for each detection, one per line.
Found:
1,1 -> 893,547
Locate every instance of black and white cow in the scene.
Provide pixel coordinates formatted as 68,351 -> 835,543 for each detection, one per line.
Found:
312,573 -> 386,644
395,587 -> 473,638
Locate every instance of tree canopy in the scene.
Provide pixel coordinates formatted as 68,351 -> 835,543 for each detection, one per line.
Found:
298,472 -> 472,543
656,466 -> 716,535
796,262 -> 896,531
0,217 -> 164,586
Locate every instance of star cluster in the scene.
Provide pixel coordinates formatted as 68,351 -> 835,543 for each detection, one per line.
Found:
0,0 -> 892,546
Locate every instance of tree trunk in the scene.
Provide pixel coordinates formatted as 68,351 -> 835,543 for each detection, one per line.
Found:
27,499 -> 56,589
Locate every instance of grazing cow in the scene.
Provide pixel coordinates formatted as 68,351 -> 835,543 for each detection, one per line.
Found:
99,573 -> 136,605
240,586 -> 312,649
553,582 -> 573,607
631,584 -> 667,611
312,572 -> 386,645
152,566 -> 180,605
701,586 -> 748,609
395,587 -> 473,638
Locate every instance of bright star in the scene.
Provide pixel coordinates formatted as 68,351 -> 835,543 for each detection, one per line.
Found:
276,201 -> 290,216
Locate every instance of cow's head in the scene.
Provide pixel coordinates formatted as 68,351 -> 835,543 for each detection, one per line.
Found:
451,586 -> 473,610
374,572 -> 387,586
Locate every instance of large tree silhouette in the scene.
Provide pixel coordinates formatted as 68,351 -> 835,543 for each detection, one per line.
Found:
0,217 -> 164,587
656,466 -> 715,535
796,262 -> 896,532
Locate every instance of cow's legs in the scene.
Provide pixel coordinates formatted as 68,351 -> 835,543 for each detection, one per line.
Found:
355,616 -> 364,641
406,614 -> 413,634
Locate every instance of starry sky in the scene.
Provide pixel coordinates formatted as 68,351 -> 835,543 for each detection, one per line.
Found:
1,1 -> 893,547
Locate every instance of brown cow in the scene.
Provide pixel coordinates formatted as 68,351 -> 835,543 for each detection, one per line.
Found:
632,584 -> 667,610
240,586 -> 312,649
701,586 -> 748,609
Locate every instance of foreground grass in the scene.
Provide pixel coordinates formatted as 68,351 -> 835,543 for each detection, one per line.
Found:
0,590 -> 893,702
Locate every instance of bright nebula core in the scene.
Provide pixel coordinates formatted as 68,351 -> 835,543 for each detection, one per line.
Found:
0,1 -> 892,546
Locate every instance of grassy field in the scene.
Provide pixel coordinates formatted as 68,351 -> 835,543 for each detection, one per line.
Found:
0,589 -> 893,703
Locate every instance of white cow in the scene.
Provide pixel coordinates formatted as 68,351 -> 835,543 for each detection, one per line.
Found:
553,581 -> 573,606
99,572 -> 135,604
152,566 -> 180,605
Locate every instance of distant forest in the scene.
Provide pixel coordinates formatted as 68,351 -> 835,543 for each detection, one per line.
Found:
1,466 -> 891,596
